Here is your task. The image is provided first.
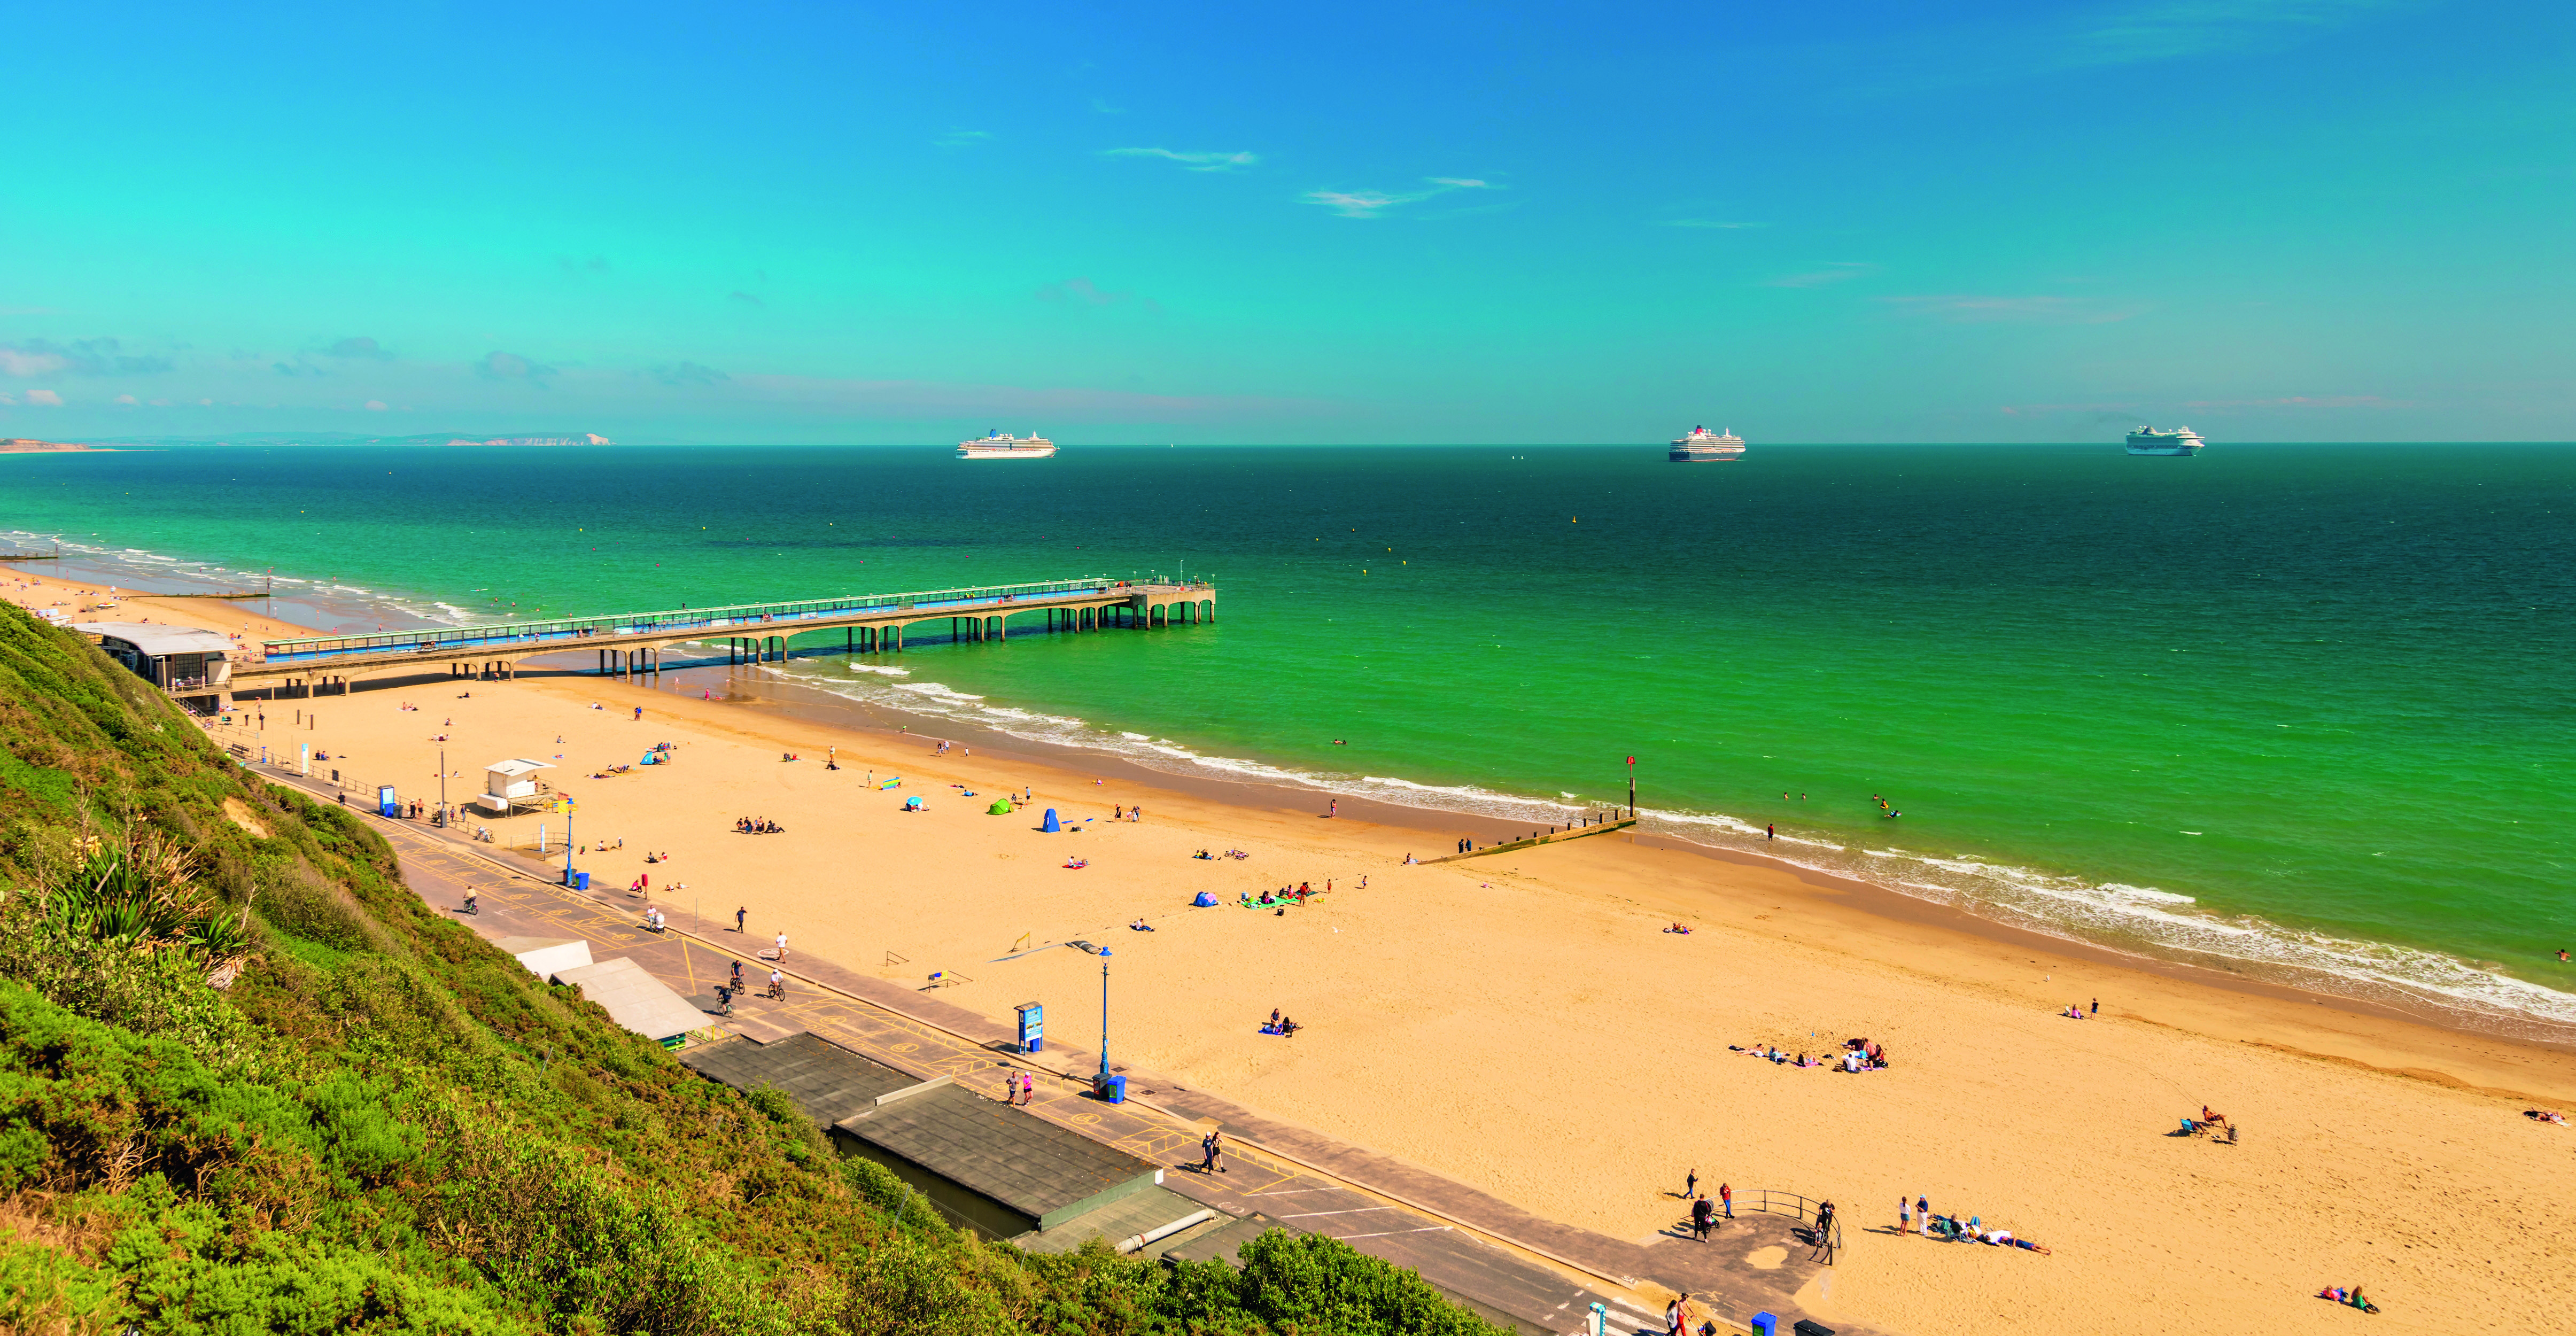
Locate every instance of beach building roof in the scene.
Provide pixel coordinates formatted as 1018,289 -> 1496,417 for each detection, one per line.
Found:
76,623 -> 234,656
548,957 -> 707,1045
486,758 -> 553,779
490,936 -> 592,978
833,1079 -> 1163,1233
678,1032 -> 917,1128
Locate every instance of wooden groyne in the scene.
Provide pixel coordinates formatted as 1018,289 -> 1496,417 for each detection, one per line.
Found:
1425,815 -> 1637,863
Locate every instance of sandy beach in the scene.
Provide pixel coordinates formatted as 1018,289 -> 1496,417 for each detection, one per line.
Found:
15,562 -> 2574,1335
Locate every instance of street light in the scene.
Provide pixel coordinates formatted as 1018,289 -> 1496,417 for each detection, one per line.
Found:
1096,947 -> 1114,1087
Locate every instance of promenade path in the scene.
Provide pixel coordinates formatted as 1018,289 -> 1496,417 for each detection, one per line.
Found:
252,760 -> 1875,1336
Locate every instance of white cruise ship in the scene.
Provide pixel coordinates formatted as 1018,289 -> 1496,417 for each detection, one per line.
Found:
957,430 -> 1057,460
2124,425 -> 2206,456
1669,426 -> 1746,462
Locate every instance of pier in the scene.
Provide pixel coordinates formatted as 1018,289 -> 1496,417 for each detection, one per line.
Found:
231,577 -> 1214,697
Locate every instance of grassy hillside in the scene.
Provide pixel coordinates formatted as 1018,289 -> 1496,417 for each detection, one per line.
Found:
0,603 -> 1508,1336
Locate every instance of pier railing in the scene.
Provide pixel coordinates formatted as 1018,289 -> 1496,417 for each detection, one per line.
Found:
255,576 -> 1168,664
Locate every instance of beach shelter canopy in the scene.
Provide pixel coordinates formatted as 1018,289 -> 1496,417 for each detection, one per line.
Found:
491,936 -> 592,978
548,958 -> 706,1044
1192,892 -> 1220,908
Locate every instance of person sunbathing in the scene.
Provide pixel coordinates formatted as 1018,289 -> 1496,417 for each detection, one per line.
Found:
1665,922 -> 1692,934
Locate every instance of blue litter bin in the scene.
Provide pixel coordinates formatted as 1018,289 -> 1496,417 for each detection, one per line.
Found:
1750,1316 -> 1777,1336
1095,1073 -> 1126,1104
565,869 -> 589,891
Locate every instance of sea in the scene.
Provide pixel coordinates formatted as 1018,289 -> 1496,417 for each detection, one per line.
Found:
6,441 -> 2572,1034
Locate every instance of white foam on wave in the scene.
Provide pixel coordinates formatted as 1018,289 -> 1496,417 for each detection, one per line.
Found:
756,652 -> 2576,1037
848,663 -> 912,677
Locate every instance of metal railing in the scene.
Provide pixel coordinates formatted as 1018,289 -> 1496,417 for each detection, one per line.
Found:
255,576 -> 1183,664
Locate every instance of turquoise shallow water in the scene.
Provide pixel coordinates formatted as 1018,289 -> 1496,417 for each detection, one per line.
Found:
6,442 -> 2572,1029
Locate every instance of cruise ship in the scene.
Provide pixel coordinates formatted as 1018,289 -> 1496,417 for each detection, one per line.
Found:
1669,426 -> 1746,462
957,430 -> 1057,460
2124,425 -> 2205,456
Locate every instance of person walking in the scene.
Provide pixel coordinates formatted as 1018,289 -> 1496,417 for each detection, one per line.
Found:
1690,1194 -> 1714,1241
1766,823 -> 1775,840
1719,1183 -> 1732,1218
774,930 -> 789,960
1019,1071 -> 1034,1107
1916,1196 -> 1931,1234
1685,1168 -> 1698,1199
735,906 -> 747,933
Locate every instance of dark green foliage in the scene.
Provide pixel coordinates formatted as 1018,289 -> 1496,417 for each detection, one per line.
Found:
0,605 -> 1510,1336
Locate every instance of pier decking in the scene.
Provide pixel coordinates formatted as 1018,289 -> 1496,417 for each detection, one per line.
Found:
231,577 -> 1214,697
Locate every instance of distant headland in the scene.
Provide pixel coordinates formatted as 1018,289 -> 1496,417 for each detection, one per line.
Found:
0,438 -> 106,453
11,431 -> 614,449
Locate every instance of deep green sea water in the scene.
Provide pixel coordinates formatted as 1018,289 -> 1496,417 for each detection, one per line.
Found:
7,442 -> 2572,1028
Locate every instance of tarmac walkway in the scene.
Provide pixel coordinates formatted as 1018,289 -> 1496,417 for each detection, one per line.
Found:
254,762 -> 1877,1336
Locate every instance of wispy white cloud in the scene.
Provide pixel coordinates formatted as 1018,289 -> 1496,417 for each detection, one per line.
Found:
2000,401 -> 2141,420
935,129 -> 992,147
25,389 -> 63,406
115,393 -> 139,405
1767,262 -> 1875,288
2070,0 -> 2404,67
1105,147 -> 1259,172
1302,177 -> 1496,219
0,346 -> 67,376
477,351 -> 555,383
1883,293 -> 2144,323
1036,277 -> 1127,307
363,399 -> 389,411
2183,394 -> 2409,409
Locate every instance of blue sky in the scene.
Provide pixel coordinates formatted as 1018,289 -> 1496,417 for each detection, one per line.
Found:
3,1 -> 2568,444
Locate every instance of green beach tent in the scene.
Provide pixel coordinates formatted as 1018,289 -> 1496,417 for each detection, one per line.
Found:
987,798 -> 1014,815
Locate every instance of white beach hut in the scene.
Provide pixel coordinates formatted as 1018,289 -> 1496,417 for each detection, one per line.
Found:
478,758 -> 553,812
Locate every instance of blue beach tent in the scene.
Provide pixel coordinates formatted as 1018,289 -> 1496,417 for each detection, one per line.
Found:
1042,807 -> 1062,833
1192,891 -> 1220,908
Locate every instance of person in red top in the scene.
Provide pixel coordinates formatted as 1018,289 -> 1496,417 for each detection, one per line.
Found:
1719,1183 -> 1732,1218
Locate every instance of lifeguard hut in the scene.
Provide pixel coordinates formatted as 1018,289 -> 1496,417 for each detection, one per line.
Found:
477,758 -> 554,813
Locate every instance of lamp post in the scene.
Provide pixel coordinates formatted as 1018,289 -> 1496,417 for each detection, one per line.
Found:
562,797 -> 577,886
438,748 -> 446,826
1096,947 -> 1114,1085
